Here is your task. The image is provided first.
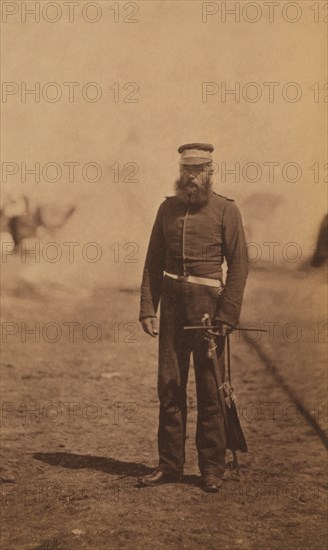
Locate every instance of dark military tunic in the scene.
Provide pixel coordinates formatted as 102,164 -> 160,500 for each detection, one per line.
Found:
139,191 -> 249,477
140,191 -> 248,326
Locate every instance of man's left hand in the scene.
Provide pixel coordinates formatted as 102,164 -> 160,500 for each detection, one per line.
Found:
214,322 -> 234,336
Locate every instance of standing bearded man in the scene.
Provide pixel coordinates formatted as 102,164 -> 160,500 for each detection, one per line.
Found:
138,143 -> 249,492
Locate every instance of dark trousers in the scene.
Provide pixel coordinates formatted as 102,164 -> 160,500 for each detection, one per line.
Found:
157,276 -> 226,478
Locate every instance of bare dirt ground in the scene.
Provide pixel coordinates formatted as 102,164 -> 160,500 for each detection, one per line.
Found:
1,265 -> 327,550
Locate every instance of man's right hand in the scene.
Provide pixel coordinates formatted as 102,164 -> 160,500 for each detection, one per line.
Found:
141,317 -> 159,338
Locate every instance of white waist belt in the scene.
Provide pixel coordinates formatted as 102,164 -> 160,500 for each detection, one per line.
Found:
164,271 -> 222,289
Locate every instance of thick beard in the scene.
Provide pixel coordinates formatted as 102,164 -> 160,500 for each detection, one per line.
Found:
174,177 -> 212,207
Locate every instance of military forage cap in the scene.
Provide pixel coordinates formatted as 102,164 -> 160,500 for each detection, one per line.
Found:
178,143 -> 214,165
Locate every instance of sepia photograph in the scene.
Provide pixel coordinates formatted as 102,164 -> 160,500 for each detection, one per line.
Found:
1,1 -> 327,549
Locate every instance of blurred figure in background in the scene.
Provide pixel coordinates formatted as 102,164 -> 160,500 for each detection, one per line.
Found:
311,214 -> 328,268
0,192 -> 28,252
0,191 -> 75,251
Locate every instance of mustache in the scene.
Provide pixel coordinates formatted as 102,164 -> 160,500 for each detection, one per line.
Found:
178,180 -> 198,188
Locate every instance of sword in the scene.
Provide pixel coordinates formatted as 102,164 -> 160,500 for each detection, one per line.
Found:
184,325 -> 268,332
188,314 -> 249,472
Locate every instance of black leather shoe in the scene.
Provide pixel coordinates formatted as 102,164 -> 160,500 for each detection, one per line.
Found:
138,468 -> 182,486
202,476 -> 222,493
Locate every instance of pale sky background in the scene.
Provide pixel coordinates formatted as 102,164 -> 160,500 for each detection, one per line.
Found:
2,0 -> 327,288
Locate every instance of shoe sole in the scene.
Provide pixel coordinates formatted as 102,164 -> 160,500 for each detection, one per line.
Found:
202,479 -> 222,493
203,485 -> 220,493
137,476 -> 182,486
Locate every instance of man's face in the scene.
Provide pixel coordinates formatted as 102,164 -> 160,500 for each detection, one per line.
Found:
180,164 -> 207,186
175,163 -> 213,206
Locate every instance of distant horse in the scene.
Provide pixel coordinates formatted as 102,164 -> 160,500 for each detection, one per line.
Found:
1,194 -> 75,249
